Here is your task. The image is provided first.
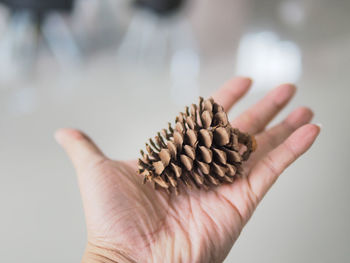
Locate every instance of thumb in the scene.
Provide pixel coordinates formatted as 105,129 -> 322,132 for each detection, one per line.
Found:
55,128 -> 105,173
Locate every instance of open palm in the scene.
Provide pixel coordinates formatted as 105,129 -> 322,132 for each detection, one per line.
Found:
56,77 -> 319,263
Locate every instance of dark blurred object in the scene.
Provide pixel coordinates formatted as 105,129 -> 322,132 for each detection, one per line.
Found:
0,0 -> 80,82
0,0 -> 74,13
135,0 -> 184,15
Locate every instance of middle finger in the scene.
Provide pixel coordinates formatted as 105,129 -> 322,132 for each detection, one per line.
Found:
231,84 -> 296,135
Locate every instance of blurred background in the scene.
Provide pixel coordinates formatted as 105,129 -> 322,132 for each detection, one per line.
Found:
0,0 -> 349,262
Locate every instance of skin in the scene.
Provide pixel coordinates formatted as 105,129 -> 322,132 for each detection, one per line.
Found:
55,77 -> 320,263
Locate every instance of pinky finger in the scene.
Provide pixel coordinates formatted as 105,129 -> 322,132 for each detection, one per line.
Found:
248,124 -> 320,200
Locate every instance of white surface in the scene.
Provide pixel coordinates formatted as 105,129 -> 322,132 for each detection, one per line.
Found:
0,0 -> 350,262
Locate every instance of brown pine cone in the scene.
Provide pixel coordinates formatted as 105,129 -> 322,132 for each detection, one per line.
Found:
138,97 -> 257,194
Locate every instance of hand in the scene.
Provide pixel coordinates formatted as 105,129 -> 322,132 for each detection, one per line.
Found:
55,77 -> 320,263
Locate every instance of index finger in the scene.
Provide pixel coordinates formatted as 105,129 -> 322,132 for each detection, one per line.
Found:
211,77 -> 252,112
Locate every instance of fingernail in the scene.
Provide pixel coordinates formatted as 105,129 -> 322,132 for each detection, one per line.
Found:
236,76 -> 253,85
54,130 -> 64,145
315,123 -> 323,129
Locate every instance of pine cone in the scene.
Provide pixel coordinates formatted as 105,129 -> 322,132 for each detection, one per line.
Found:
138,97 -> 257,194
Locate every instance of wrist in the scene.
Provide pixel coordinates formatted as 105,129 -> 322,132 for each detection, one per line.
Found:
82,242 -> 136,263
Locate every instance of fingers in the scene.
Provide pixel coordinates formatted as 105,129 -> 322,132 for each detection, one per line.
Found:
211,77 -> 252,112
253,107 -> 314,160
231,84 -> 296,134
248,124 -> 320,200
55,128 -> 105,173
